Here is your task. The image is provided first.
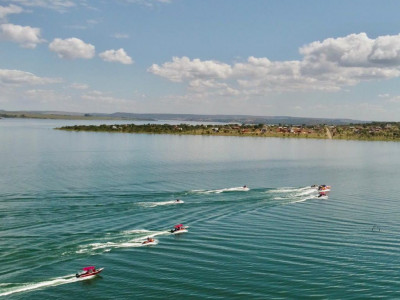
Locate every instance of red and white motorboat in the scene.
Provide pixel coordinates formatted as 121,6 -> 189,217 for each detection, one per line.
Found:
318,185 -> 331,192
170,224 -> 188,234
76,266 -> 103,279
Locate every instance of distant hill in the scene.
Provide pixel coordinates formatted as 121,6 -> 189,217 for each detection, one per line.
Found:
0,110 -> 367,125
94,112 -> 366,125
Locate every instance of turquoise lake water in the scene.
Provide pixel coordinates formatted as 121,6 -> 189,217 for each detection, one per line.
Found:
1,118 -> 400,299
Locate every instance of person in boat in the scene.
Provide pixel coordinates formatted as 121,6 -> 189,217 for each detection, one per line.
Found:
76,266 -> 96,278
147,237 -> 154,242
176,199 -> 180,202
171,224 -> 184,232
243,185 -> 247,188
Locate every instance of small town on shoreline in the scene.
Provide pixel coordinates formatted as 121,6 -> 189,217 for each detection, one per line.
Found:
58,122 -> 400,141
2,110 -> 400,141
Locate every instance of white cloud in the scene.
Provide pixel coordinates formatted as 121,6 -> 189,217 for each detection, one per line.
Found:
299,33 -> 400,72
0,4 -> 23,20
81,90 -> 129,105
378,93 -> 390,98
388,95 -> 400,103
49,37 -> 95,59
0,23 -> 44,48
99,48 -> 133,65
7,0 -> 76,12
0,69 -> 62,85
148,33 -> 400,96
25,89 -> 70,104
149,56 -> 232,82
71,83 -> 89,90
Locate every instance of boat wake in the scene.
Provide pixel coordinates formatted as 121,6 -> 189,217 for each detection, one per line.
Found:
191,186 -> 250,194
0,273 -> 93,297
76,229 -> 168,254
266,186 -> 327,204
137,200 -> 184,208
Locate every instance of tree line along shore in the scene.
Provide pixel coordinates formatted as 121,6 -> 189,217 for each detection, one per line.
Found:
57,122 -> 400,141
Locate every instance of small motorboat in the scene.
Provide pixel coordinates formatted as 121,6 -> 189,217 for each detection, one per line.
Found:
174,199 -> 184,204
241,185 -> 250,191
318,191 -> 328,199
318,185 -> 331,192
76,266 -> 103,279
142,237 -> 158,246
170,224 -> 188,234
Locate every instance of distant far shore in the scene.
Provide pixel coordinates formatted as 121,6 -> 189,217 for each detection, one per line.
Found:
0,111 -> 153,121
0,110 -> 369,126
57,123 -> 400,142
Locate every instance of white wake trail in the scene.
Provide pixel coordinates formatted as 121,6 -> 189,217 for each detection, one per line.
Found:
191,186 -> 249,194
0,274 -> 92,297
76,230 -> 169,254
138,200 -> 184,208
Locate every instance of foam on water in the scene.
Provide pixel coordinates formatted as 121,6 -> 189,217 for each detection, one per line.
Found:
0,273 -> 92,297
191,186 -> 250,194
267,186 -> 328,204
137,200 -> 184,208
76,229 -> 169,254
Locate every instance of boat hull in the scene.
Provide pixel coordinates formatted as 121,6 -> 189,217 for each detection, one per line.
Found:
142,240 -> 158,246
76,268 -> 104,279
171,228 -> 188,235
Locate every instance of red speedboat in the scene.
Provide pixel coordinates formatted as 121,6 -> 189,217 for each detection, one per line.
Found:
76,266 -> 103,278
170,224 -> 188,234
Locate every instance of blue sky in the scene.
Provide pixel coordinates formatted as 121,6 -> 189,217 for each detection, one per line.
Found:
1,0 -> 400,120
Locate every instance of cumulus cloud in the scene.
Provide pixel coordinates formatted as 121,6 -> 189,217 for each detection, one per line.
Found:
299,32 -> 400,71
148,33 -> 400,96
0,69 -> 62,85
0,23 -> 44,48
99,48 -> 133,65
49,37 -> 95,59
0,4 -> 23,20
149,56 -> 232,82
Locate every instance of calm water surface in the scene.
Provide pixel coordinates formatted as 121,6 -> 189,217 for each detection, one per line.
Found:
1,118 -> 400,299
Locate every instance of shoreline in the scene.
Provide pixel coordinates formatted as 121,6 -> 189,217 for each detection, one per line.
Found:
56,123 -> 400,142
